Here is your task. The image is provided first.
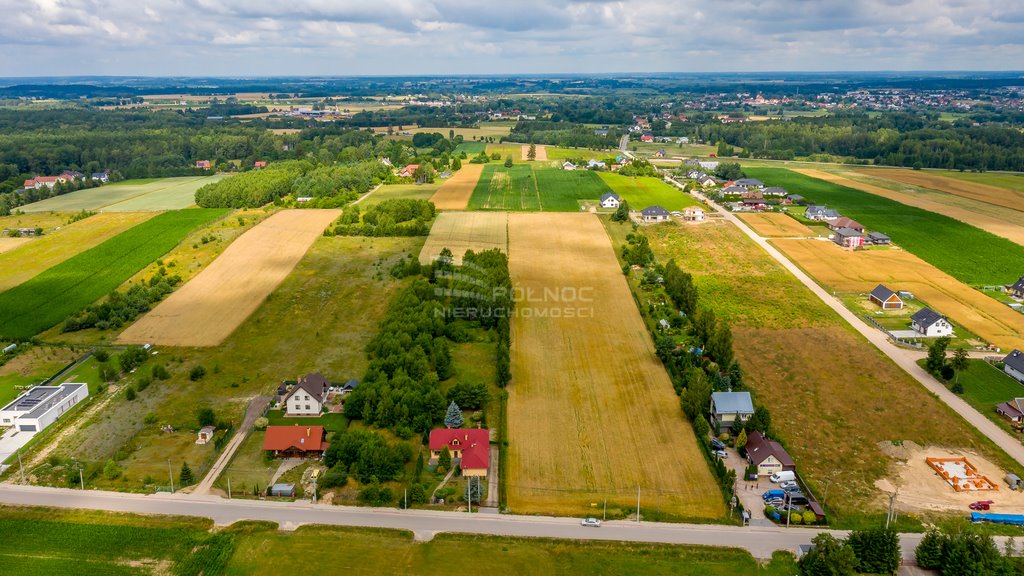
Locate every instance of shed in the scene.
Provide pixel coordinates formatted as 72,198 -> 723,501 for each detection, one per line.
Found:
268,483 -> 296,498
1007,473 -> 1022,490
195,425 -> 216,445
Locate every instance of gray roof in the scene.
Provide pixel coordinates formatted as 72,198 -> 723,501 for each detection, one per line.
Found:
868,231 -> 890,240
641,205 -> 669,216
870,284 -> 898,302
1004,349 -> 1024,374
287,373 -> 328,403
735,178 -> 764,187
911,307 -> 945,328
1012,276 -> 1024,292
788,194 -> 805,201
763,186 -> 787,195
722,186 -> 746,194
600,192 -> 620,202
711,391 -> 754,415
834,227 -> 863,238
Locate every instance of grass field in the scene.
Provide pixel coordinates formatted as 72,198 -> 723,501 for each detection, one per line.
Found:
468,164 -> 613,211
453,141 -> 487,155
643,219 -> 1019,519
0,346 -> 78,406
429,164 -> 484,210
19,176 -> 227,212
0,237 -> 31,253
543,147 -> 615,161
596,173 -> 699,211
506,213 -> 722,519
534,168 -> 614,210
744,167 -> 1024,285
0,209 -> 227,340
856,168 -> 1024,210
418,211 -> 508,265
0,212 -> 155,292
735,213 -> 818,237
361,183 -> 439,207
118,210 -> 342,347
948,360 -> 1024,439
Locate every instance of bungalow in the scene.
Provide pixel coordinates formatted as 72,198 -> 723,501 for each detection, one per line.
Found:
1010,276 -> 1024,299
639,205 -> 671,223
195,425 -> 216,445
429,428 -> 490,476
0,383 -> 89,433
787,194 -> 806,205
721,186 -> 746,196
587,159 -> 607,169
734,178 -> 764,189
698,175 -> 718,187
805,205 -> 840,221
833,228 -> 864,248
828,217 -> 864,233
911,308 -> 954,337
683,207 -> 705,221
996,398 -> 1024,424
866,231 -> 891,246
399,164 -> 420,178
740,198 -> 769,211
263,426 -> 327,458
562,161 -> 577,171
710,391 -> 754,433
762,186 -> 787,197
869,284 -> 904,310
745,431 -> 795,477
640,131 -> 655,143
1002,349 -> 1024,384
283,373 -> 329,416
195,160 -> 212,170
600,192 -> 621,209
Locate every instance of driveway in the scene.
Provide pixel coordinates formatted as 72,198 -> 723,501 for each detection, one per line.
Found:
193,395 -> 271,494
723,448 -> 773,527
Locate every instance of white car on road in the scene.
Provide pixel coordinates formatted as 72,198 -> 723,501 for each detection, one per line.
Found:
581,517 -> 602,527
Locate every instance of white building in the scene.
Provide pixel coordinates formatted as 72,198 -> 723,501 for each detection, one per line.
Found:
0,383 -> 89,433
283,373 -> 329,416
600,192 -> 621,209
683,207 -> 706,221
910,308 -> 954,338
1003,349 -> 1024,384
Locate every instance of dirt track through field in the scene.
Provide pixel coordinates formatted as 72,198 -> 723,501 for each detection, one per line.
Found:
521,144 -> 547,161
418,212 -> 508,265
794,169 -> 1024,247
773,238 -> 1024,351
854,168 -> 1024,212
429,164 -> 484,210
506,213 -> 722,518
118,209 -> 341,347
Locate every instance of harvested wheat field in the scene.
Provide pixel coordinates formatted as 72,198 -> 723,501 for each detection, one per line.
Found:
429,164 -> 485,210
118,209 -> 341,347
0,237 -> 32,254
506,213 -> 722,519
856,167 -> 1024,212
736,212 -> 816,237
418,211 -> 507,265
773,238 -> 1024,350
795,168 -> 1024,246
521,144 -> 547,161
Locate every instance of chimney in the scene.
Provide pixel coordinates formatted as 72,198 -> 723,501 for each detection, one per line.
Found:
306,427 -> 310,437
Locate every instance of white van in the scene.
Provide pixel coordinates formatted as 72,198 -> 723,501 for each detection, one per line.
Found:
770,471 -> 796,483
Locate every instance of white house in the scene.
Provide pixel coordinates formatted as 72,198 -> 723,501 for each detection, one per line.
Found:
562,161 -> 577,171
283,373 -> 329,417
0,383 -> 89,433
698,161 -> 719,170
910,308 -> 954,337
587,159 -> 607,169
600,192 -> 621,209
639,205 -> 671,223
683,207 -> 705,221
1003,349 -> 1024,384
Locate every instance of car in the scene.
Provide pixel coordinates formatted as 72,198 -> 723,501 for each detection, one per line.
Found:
713,449 -> 728,459
780,480 -> 799,491
762,489 -> 786,501
787,493 -> 810,506
710,438 -> 726,450
969,501 -> 994,511
581,517 -> 602,527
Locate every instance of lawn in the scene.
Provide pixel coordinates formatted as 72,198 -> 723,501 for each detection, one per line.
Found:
468,164 -> 612,211
543,146 -> 616,161
0,209 -> 228,340
946,360 -> 1024,439
597,173 -> 698,211
264,409 -> 348,433
19,175 -> 228,212
534,167 -> 614,211
0,346 -> 79,406
217,429 -> 279,495
744,167 -> 1024,285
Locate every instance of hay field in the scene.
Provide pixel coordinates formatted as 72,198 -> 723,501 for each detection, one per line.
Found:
506,213 -> 722,519
521,144 -> 548,161
118,209 -> 341,347
418,211 -> 508,265
772,238 -> 1024,350
735,213 -> 816,237
795,169 -> 1024,246
855,167 -> 1024,211
429,164 -> 485,210
19,176 -> 226,213
0,237 -> 31,254
940,171 -> 1024,195
0,212 -> 154,292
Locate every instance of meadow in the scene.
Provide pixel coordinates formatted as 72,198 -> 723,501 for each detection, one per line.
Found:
468,164 -> 612,211
0,346 -> 78,405
597,173 -> 699,211
19,175 -> 226,212
857,168 -> 1024,209
360,183 -> 440,207
944,360 -> 1024,439
744,167 -> 1024,285
0,209 -> 227,340
735,213 -> 817,237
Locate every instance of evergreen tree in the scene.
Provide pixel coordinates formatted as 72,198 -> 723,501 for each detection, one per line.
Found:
950,346 -> 970,386
465,475 -> 482,504
925,336 -> 950,374
747,405 -> 772,435
736,428 -> 748,451
798,533 -> 858,576
444,401 -> 464,429
179,462 -> 195,486
707,323 -> 734,369
438,446 -> 452,471
848,527 -> 900,575
611,200 -> 631,223
414,452 -> 424,481
503,155 -> 513,168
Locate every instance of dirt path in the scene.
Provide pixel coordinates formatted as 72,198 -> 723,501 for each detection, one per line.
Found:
521,144 -> 547,161
193,395 -> 271,495
667,176 -> 1024,470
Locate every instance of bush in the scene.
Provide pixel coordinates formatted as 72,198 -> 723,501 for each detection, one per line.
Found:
151,364 -> 170,380
125,386 -> 136,401
320,464 -> 348,489
197,407 -> 216,427
118,346 -> 149,372
99,363 -> 119,382
103,459 -> 121,480
189,365 -> 206,381
802,509 -> 817,525
136,376 -> 151,392
254,417 -> 268,430
93,349 -> 110,362
789,512 -> 802,525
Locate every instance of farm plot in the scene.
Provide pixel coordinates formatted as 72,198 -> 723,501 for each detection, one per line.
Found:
521,144 -> 547,160
533,168 -> 614,211
855,167 -> 1024,211
597,173 -> 698,212
418,211 -> 508,265
0,212 -> 155,292
771,238 -> 1024,351
744,167 -> 1024,286
361,183 -> 440,207
0,209 -> 226,340
735,213 -> 817,237
469,164 -> 540,210
118,209 -> 341,347
19,176 -> 226,212
645,219 -> 1018,517
0,237 -> 31,254
506,213 -> 721,519
797,169 -> 1024,247
429,164 -> 485,210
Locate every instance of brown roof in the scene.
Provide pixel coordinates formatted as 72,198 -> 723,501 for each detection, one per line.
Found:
263,426 -> 326,452
284,373 -> 329,404
745,431 -> 795,468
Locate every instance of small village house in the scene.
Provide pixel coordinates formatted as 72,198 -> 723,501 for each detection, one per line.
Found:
600,192 -> 621,209
710,391 -> 754,433
869,284 -> 904,310
995,398 -> 1024,425
23,175 -> 67,190
91,171 -> 110,182
832,228 -> 865,249
745,431 -> 796,477
683,207 -> 705,221
195,160 -> 212,170
429,428 -> 490,476
828,217 -> 864,233
283,373 -> 329,416
762,186 -> 787,197
866,231 -> 891,245
910,308 -> 954,337
1010,276 -> 1024,299
1003,349 -> 1024,384
263,425 -> 327,458
734,178 -> 764,189
0,383 -> 89,433
254,161 -> 268,168
639,205 -> 671,223
805,205 -> 840,221
562,161 -> 577,171
399,164 -> 420,178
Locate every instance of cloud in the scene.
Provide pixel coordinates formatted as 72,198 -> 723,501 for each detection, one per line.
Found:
0,0 -> 1021,75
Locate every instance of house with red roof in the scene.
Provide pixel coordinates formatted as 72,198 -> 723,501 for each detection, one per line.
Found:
254,161 -> 267,169
429,428 -> 489,477
196,160 -> 212,170
399,164 -> 420,178
23,175 -> 66,190
263,425 -> 327,457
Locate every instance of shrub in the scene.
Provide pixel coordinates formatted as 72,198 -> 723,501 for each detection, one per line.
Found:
189,365 -> 206,381
103,459 -> 122,480
125,386 -> 136,401
197,407 -> 216,427
253,417 -> 269,430
136,376 -> 151,392
789,512 -> 802,525
320,464 -> 348,489
802,509 -> 817,525
93,349 -> 110,362
151,364 -> 170,380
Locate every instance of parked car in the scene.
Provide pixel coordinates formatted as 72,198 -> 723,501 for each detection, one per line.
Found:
713,449 -> 728,459
787,493 -> 810,506
710,438 -> 726,451
581,517 -> 602,527
970,501 -> 994,511
770,471 -> 796,483
762,489 -> 786,501
780,481 -> 800,492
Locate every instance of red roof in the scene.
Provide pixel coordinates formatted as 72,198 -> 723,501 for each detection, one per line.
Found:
254,161 -> 267,167
429,428 -> 489,470
196,160 -> 211,168
263,426 -> 326,452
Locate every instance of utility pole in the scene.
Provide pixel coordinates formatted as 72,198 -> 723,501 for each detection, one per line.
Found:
468,477 -> 473,514
404,488 -> 408,510
227,478 -> 231,499
312,475 -> 318,504
636,485 -> 641,523
785,492 -> 791,528
79,466 -> 84,491
168,460 -> 174,494
17,451 -> 24,484
885,489 -> 899,528
603,498 -> 607,522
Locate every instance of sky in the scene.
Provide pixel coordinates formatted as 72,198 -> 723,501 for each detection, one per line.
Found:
2,0 -> 1023,76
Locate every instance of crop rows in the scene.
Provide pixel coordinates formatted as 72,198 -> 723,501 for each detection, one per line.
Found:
0,208 -> 227,339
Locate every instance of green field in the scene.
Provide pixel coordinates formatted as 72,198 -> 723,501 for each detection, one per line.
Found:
744,167 -> 1024,285
597,173 -> 698,211
0,209 -> 227,340
360,183 -> 440,207
468,164 -> 612,211
20,176 -> 227,212
946,360 -> 1024,438
453,141 -> 487,155
940,171 -> 1024,194
0,507 -> 797,576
